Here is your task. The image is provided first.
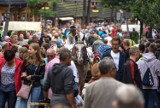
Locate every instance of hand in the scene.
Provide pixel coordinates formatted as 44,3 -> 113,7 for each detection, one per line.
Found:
26,75 -> 31,81
21,72 -> 27,77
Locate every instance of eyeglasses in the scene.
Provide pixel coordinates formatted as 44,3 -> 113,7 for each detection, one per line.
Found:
47,55 -> 55,58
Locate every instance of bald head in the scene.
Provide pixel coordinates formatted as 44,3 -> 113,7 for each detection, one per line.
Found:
112,85 -> 144,108
46,48 -> 56,62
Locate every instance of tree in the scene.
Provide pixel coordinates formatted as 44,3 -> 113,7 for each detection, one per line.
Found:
26,0 -> 55,21
129,0 -> 160,38
100,0 -> 119,21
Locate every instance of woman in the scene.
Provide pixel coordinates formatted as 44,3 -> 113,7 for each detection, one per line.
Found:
41,43 -> 50,58
19,47 -> 28,60
0,49 -> 23,108
20,43 -> 45,108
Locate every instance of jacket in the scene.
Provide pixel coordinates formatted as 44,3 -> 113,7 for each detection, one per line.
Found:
102,49 -> 126,81
21,59 -> 45,87
137,52 -> 160,89
84,77 -> 124,108
44,63 -> 74,106
122,59 -> 142,89
0,57 -> 23,94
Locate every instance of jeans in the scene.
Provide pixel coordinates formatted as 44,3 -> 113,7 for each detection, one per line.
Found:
20,86 -> 42,108
0,89 -> 17,108
143,89 -> 157,108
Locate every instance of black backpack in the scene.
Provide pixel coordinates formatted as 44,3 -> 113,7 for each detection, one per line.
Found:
142,61 -> 154,87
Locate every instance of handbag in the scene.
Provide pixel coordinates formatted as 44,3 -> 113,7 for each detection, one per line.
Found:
17,65 -> 38,99
16,83 -> 32,99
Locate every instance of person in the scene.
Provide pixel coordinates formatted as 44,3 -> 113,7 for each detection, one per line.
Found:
122,39 -> 130,60
112,85 -> 144,108
137,43 -> 160,108
155,43 -> 160,60
28,34 -> 39,44
40,30 -> 51,45
97,38 -> 111,59
18,34 -> 27,46
40,43 -> 50,59
43,47 -> 76,108
92,33 -> 103,54
10,35 -> 18,45
19,47 -> 28,60
0,49 -> 23,108
88,62 -> 101,83
84,58 -> 124,108
122,46 -> 142,89
20,43 -> 45,108
102,36 -> 126,81
66,26 -> 81,45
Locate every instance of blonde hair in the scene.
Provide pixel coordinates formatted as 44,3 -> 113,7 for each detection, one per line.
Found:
28,43 -> 43,65
91,63 -> 101,77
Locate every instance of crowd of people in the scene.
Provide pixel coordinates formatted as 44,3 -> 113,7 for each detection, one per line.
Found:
0,21 -> 160,108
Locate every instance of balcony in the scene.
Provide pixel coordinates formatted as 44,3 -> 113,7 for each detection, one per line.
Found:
0,0 -> 26,5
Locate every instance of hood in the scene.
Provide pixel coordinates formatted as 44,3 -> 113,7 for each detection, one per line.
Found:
52,63 -> 67,75
142,52 -> 156,62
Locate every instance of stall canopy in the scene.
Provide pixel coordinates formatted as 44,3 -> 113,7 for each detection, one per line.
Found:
3,21 -> 42,31
59,17 -> 74,21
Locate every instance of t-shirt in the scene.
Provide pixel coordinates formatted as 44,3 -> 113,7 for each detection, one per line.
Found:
0,63 -> 16,92
111,51 -> 120,70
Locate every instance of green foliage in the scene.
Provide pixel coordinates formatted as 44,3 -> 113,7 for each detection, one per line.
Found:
26,0 -> 56,17
130,0 -> 160,27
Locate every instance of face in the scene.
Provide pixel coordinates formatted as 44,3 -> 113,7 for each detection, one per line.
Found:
112,41 -> 120,53
41,47 -> 46,55
47,52 -> 56,62
135,51 -> 140,61
65,56 -> 72,66
28,46 -> 37,56
19,34 -> 24,40
11,37 -> 18,44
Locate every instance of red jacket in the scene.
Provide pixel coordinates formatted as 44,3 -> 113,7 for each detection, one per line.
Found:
0,57 -> 23,94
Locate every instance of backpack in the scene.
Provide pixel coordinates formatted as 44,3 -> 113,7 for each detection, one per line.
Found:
142,61 -> 154,87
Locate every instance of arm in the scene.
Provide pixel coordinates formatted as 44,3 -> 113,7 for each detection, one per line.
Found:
66,93 -> 76,108
64,68 -> 75,107
31,62 -> 45,81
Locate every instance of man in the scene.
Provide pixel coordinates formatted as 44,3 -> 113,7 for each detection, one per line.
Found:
43,47 -> 76,108
102,36 -> 126,81
122,39 -> 130,60
40,30 -> 51,45
122,46 -> 142,89
46,48 -> 56,63
28,34 -> 39,44
97,38 -> 111,59
84,58 -> 124,108
137,43 -> 160,108
112,85 -> 144,108
92,33 -> 103,54
66,26 -> 81,45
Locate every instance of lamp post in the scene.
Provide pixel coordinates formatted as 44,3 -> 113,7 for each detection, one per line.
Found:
2,0 -> 11,39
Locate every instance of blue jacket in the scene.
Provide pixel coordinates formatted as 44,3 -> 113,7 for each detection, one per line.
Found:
102,49 -> 126,81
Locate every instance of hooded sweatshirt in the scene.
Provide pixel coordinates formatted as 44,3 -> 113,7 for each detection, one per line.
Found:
44,63 -> 74,105
137,52 -> 160,89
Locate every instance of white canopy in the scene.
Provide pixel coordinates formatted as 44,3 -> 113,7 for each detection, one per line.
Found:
59,17 -> 74,21
3,21 -> 42,31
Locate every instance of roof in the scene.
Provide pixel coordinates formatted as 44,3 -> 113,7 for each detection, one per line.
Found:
0,0 -> 26,5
